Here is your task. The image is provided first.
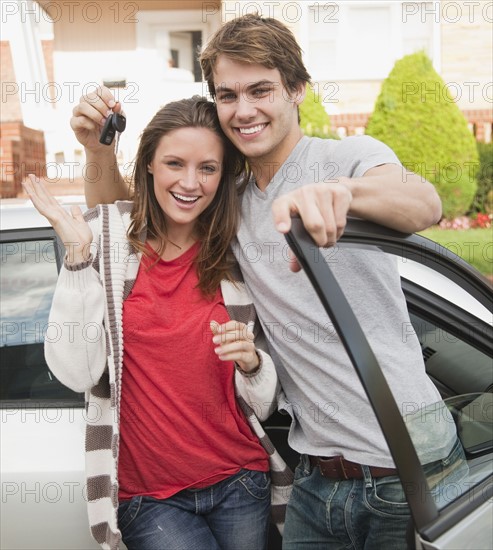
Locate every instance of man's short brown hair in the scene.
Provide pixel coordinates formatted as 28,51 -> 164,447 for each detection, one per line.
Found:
200,14 -> 311,98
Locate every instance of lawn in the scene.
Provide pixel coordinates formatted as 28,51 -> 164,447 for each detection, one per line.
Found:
418,227 -> 492,279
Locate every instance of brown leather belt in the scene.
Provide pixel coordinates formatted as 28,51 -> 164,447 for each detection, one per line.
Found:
309,455 -> 398,480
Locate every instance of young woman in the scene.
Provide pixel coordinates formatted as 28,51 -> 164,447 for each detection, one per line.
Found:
23,96 -> 288,550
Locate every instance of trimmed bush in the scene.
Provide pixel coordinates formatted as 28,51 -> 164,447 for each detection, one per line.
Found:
300,85 -> 338,139
366,51 -> 479,219
470,141 -> 493,214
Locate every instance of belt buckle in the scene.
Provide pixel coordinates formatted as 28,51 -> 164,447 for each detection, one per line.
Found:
336,456 -> 350,480
318,456 -> 349,480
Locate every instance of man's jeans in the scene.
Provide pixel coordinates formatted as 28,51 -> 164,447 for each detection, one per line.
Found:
283,438 -> 467,549
118,469 -> 271,550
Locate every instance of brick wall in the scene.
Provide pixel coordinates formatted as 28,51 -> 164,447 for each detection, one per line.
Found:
462,110 -> 493,143
330,110 -> 492,143
1,37 -> 54,197
1,123 -> 47,198
16,176 -> 85,198
0,41 -> 22,122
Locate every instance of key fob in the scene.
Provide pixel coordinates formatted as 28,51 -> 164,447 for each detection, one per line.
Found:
99,112 -> 126,145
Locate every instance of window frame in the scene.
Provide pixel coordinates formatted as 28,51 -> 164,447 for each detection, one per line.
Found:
135,10 -> 211,82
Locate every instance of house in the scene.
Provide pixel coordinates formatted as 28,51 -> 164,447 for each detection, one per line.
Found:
1,0 -> 222,196
1,0 -> 491,197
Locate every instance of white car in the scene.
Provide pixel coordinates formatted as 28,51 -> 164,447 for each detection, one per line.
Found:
1,197 -> 100,549
1,200 -> 492,549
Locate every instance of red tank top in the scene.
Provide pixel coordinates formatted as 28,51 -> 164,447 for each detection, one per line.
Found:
118,242 -> 268,500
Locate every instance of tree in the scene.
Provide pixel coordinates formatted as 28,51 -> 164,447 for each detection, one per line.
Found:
300,85 -> 337,139
366,51 -> 479,219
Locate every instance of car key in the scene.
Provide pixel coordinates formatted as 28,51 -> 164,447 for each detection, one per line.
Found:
114,113 -> 126,154
114,130 -> 121,155
99,112 -> 126,146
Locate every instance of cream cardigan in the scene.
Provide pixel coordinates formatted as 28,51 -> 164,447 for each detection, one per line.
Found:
45,201 -> 293,549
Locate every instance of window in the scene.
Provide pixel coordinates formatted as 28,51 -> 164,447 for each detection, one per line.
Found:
136,11 -> 208,83
303,1 -> 438,80
407,312 -> 492,509
0,233 -> 83,404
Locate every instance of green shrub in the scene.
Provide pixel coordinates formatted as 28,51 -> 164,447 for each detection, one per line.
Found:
470,141 -> 493,214
300,85 -> 338,139
366,51 -> 479,219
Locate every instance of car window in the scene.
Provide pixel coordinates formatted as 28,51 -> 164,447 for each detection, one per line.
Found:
404,313 -> 492,512
0,234 -> 84,404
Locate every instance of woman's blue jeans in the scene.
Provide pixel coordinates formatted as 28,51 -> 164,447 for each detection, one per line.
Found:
117,469 -> 271,550
283,438 -> 467,549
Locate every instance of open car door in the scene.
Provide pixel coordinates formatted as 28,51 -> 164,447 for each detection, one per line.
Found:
285,218 -> 492,550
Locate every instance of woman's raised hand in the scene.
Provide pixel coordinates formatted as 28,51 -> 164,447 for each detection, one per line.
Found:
23,174 -> 93,265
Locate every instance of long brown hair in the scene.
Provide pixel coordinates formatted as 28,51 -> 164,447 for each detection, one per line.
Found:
127,96 -> 247,296
200,13 -> 312,98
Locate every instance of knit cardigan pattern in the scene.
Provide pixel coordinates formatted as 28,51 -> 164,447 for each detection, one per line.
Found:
45,201 -> 293,550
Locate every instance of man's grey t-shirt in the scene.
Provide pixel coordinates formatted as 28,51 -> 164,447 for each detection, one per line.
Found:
234,135 -> 455,467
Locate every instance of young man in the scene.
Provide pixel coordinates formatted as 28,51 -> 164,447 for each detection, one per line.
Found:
73,14 -> 461,550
